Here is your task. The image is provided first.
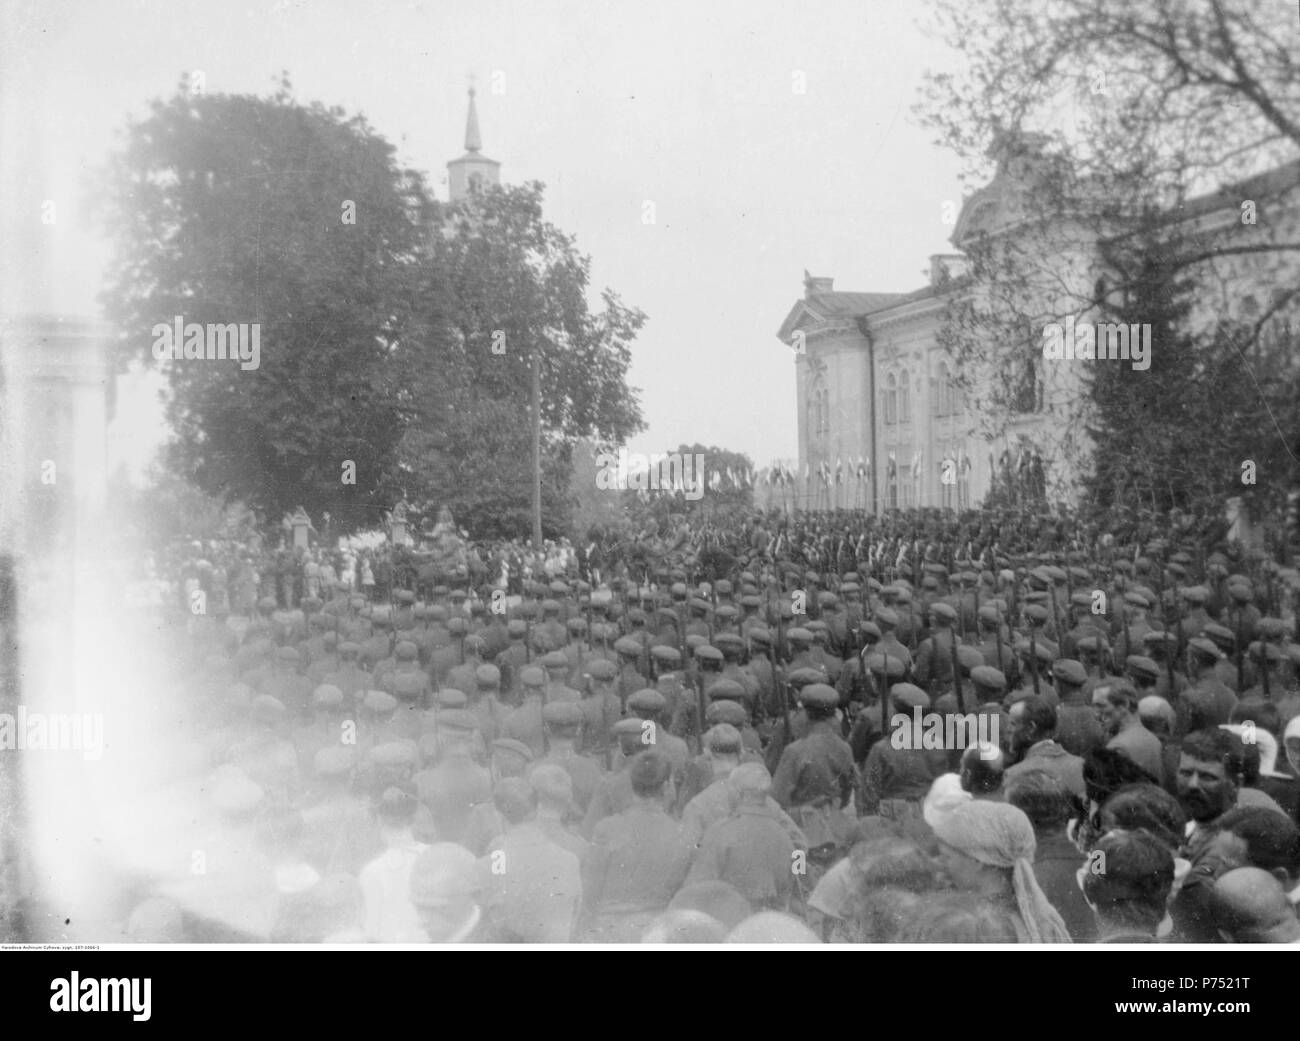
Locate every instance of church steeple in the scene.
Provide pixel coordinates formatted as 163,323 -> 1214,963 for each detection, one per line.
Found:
464,85 -> 483,153
447,82 -> 501,203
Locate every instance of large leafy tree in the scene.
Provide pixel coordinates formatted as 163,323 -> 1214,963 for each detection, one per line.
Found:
918,0 -> 1300,519
98,76 -> 430,530
397,181 -> 647,539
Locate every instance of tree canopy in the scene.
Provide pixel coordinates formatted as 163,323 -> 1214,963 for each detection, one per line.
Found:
98,78 -> 646,537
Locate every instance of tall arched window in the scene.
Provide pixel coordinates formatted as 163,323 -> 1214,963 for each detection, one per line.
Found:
899,370 -> 911,422
884,374 -> 898,425
1011,355 -> 1041,414
935,362 -> 950,416
809,376 -> 828,440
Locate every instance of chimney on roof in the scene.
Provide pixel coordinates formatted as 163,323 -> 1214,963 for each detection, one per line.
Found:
803,271 -> 834,300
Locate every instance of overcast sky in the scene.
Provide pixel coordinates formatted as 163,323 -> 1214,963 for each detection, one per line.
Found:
2,0 -> 966,476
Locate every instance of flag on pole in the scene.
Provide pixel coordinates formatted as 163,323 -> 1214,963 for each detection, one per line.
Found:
835,456 -> 843,484
856,456 -> 867,480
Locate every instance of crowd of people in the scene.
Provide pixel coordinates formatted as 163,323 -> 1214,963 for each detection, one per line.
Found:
122,501 -> 1300,944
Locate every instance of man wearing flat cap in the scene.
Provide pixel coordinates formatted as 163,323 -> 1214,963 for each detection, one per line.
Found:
1177,637 -> 1238,738
581,750 -> 693,942
914,601 -> 959,698
771,683 -> 856,857
538,700 -> 603,815
860,683 -> 947,821
1052,658 -> 1106,758
577,658 -> 622,762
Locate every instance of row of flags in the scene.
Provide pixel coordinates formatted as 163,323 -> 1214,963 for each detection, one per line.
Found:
763,451 -> 977,485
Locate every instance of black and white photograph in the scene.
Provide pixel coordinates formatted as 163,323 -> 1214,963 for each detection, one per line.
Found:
2,0 -> 1299,972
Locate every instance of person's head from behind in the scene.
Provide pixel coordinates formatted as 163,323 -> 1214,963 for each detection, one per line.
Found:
629,750 -> 674,806
856,887 -> 926,942
376,786 -> 419,834
728,761 -> 772,806
1098,784 -> 1187,853
1081,828 -> 1174,937
409,843 -> 480,941
1207,867 -> 1300,944
493,776 -> 538,827
1006,768 -> 1072,835
1190,807 -> 1300,892
528,762 -> 574,817
1137,696 -> 1175,741
726,912 -> 820,944
848,835 -> 938,894
669,881 -> 753,933
640,910 -> 728,944
897,892 -> 1018,943
960,742 -> 1005,798
1083,747 -> 1157,822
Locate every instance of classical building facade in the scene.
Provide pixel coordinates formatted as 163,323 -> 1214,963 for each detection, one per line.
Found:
779,145 -> 1300,513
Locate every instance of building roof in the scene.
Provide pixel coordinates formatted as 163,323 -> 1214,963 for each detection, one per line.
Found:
805,291 -> 907,317
1168,158 -> 1300,224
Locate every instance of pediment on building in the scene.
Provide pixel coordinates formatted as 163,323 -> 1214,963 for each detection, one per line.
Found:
950,182 -> 1008,250
776,300 -> 825,343
777,291 -> 905,343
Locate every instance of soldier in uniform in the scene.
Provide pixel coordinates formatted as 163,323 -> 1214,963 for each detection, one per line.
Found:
1113,591 -> 1154,659
445,634 -> 488,698
1050,658 -> 1105,758
581,750 -> 693,942
1220,578 -> 1262,647
685,762 -> 802,912
976,606 -> 1019,689
770,683 -> 856,862
501,666 -> 548,759
477,777 -> 582,943
469,664 -> 510,747
714,633 -> 760,711
1061,592 -> 1108,661
537,700 -> 603,816
413,709 -> 492,847
872,609 -> 914,673
1178,586 -> 1213,648
860,683 -> 946,822
323,640 -> 366,705
494,618 -> 530,698
540,650 -> 582,703
914,601 -> 959,699
1177,636 -> 1238,738
1142,630 -> 1188,703
808,623 -> 843,683
577,658 -> 622,761
582,718 -> 650,837
613,637 -> 649,705
626,687 -> 690,784
785,627 -> 826,679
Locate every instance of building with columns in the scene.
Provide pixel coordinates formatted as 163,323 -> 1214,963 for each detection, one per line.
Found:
779,142 -> 1300,514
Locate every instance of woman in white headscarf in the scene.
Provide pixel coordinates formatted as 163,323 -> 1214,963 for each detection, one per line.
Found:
930,799 -> 1073,943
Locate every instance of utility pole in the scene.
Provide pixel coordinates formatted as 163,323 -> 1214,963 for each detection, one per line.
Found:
532,348 -> 543,551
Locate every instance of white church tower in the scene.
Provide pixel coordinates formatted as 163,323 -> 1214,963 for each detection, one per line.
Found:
447,85 -> 501,202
